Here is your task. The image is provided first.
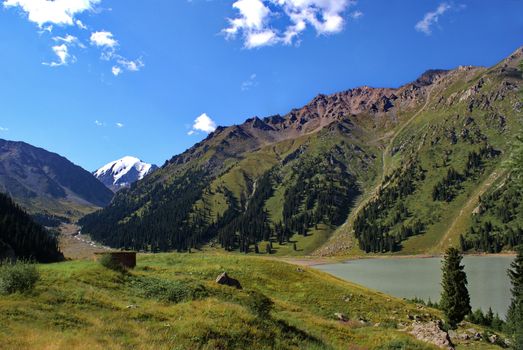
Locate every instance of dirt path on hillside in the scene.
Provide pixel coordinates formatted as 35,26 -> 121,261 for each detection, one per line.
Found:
59,223 -> 110,260
435,169 -> 507,252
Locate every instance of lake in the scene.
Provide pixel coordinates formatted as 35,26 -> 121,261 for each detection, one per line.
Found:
315,256 -> 514,318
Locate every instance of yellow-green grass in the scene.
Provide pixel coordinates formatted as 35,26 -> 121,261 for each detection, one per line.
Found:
258,224 -> 334,256
0,253 -> 504,350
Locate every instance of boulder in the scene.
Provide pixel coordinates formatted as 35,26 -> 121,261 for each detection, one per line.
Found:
334,312 -> 348,322
215,272 -> 242,289
409,321 -> 454,350
488,334 -> 498,344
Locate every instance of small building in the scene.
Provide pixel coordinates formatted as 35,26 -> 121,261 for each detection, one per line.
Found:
94,251 -> 137,269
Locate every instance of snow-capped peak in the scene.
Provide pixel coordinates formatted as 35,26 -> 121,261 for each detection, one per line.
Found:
94,156 -> 158,192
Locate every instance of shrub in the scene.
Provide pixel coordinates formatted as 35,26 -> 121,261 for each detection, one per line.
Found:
0,260 -> 39,294
129,276 -> 209,303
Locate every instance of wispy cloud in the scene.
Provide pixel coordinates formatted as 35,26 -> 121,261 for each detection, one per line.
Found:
53,34 -> 82,46
188,113 -> 217,135
349,10 -> 363,20
115,122 -> 124,128
241,73 -> 258,91
0,126 -> 8,132
94,120 -> 105,126
224,0 -> 358,48
415,3 -> 451,35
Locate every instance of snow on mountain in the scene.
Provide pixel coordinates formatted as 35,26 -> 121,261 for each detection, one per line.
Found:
94,156 -> 158,192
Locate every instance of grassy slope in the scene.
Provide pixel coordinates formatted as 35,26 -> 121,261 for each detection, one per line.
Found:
0,253 -> 503,350
320,60 -> 522,257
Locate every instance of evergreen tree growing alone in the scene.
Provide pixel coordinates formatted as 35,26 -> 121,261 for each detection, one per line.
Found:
440,247 -> 471,328
505,245 -> 523,349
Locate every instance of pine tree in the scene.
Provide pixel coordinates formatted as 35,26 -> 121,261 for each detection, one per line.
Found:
440,247 -> 471,328
505,245 -> 523,349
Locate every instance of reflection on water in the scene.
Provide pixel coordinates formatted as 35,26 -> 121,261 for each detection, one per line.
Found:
315,256 -> 513,318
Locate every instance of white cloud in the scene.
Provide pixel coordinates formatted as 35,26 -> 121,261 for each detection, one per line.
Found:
111,66 -> 122,76
115,122 -> 124,128
53,34 -> 78,44
94,120 -> 104,126
117,57 -> 144,72
246,30 -> 277,48
42,43 -> 73,67
90,31 -> 118,48
224,0 -> 356,48
109,56 -> 144,76
415,3 -> 451,35
5,0 -> 144,76
52,33 -> 86,48
42,34 -> 85,66
76,19 -> 87,30
3,0 -> 100,27
189,113 -> 217,134
0,126 -> 8,132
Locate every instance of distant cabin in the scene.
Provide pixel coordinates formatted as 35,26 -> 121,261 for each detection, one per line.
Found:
94,251 -> 137,269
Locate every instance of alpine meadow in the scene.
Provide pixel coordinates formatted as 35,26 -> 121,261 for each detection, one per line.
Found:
0,1 -> 522,349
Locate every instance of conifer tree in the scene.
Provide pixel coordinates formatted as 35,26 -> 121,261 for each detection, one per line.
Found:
505,246 -> 523,349
440,247 -> 471,328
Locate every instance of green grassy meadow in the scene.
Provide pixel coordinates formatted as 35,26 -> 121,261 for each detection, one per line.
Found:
0,253 -> 505,350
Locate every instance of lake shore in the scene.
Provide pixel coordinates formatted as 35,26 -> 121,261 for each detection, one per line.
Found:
281,251 -> 517,267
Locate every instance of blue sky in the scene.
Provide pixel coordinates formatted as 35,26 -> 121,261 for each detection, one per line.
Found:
0,0 -> 521,171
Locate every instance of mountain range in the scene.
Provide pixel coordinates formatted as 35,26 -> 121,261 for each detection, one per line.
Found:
94,156 -> 158,192
0,139 -> 113,221
79,47 -> 523,256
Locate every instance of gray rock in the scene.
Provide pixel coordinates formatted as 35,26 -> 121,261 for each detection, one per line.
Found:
334,312 -> 347,322
409,321 -> 454,350
215,272 -> 242,289
458,333 -> 470,341
488,334 -> 498,344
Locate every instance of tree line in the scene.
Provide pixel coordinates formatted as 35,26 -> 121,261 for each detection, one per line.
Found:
354,159 -> 426,253
0,192 -> 63,262
80,151 -> 360,254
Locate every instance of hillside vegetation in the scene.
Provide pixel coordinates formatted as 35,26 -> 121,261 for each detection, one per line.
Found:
0,253 -> 505,350
0,192 -> 63,263
80,47 -> 523,257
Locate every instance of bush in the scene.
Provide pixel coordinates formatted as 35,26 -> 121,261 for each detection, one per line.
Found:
245,290 -> 273,319
129,276 -> 209,303
0,260 -> 39,294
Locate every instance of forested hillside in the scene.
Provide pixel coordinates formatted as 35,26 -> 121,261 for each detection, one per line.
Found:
0,192 -> 63,262
80,47 -> 523,256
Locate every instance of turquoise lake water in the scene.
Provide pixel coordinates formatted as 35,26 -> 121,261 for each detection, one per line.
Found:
315,256 -> 514,318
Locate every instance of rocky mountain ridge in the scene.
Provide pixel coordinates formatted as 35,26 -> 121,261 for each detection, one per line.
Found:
80,47 -> 523,256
